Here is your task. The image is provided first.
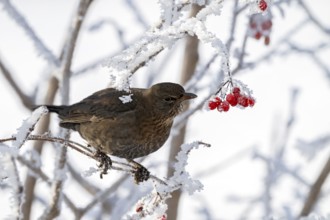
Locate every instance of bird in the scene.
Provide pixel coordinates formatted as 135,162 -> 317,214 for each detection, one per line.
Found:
44,82 -> 197,182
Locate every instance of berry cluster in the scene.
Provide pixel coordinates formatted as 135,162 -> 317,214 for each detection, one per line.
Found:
208,87 -> 255,113
249,13 -> 272,45
135,202 -> 167,220
258,0 -> 268,11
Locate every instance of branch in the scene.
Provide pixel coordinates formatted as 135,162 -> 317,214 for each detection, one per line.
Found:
0,58 -> 34,110
0,135 -> 168,186
127,141 -> 210,219
21,76 -> 59,220
297,0 -> 330,35
17,155 -> 79,215
40,1 -> 94,219
76,175 -> 129,218
300,154 -> 330,217
0,0 -> 60,66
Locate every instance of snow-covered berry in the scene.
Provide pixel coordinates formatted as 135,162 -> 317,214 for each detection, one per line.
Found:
264,36 -> 270,45
238,96 -> 249,107
135,204 -> 143,213
158,215 -> 167,220
232,87 -> 241,96
255,32 -> 262,40
262,20 -> 272,30
218,100 -> 230,112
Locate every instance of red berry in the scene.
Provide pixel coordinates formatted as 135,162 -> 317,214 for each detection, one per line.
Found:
247,97 -> 255,107
214,97 -> 221,103
255,31 -> 262,40
261,20 -> 272,30
264,36 -> 270,45
238,96 -> 249,107
208,101 -> 218,110
208,97 -> 221,110
232,87 -> 241,95
259,0 -> 268,11
218,101 -> 230,112
250,21 -> 257,29
226,93 -> 238,106
158,215 -> 167,220
136,205 -> 143,213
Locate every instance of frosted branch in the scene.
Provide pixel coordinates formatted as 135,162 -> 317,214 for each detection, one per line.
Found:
0,0 -> 60,66
102,0 -> 228,91
126,141 -> 210,219
12,106 -> 48,150
297,0 -> 330,35
0,153 -> 23,220
0,58 -> 34,109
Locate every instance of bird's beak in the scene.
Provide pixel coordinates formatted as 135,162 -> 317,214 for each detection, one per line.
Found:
182,92 -> 197,100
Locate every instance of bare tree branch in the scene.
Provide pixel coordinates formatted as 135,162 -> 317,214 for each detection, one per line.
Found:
297,0 -> 330,35
0,0 -> 60,66
21,76 -> 59,220
300,154 -> 330,216
40,1 -> 94,218
0,58 -> 34,110
166,4 -> 202,220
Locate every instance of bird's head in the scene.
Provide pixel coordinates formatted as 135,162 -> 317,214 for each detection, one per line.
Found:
148,82 -> 197,118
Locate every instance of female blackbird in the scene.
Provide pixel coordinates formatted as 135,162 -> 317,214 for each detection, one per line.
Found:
45,82 -> 197,182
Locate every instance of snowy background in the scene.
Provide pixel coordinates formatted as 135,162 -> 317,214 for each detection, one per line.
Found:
1,0 -> 330,219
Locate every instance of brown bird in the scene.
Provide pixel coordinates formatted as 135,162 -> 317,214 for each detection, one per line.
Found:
44,82 -> 197,182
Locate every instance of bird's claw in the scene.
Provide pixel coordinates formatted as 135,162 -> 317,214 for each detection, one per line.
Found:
128,160 -> 150,184
94,150 -> 112,179
134,165 -> 150,184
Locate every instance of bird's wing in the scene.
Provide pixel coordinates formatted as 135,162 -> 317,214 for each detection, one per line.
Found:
59,88 -> 139,124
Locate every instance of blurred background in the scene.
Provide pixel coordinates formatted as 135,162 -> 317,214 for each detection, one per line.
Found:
0,0 -> 330,219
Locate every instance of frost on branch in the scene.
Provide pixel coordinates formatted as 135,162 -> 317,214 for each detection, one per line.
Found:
12,106 -> 48,150
0,106 -> 48,219
102,0 -> 228,91
125,141 -> 210,219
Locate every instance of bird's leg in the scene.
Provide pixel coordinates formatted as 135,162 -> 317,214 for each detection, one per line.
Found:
127,159 -> 150,184
93,150 -> 112,179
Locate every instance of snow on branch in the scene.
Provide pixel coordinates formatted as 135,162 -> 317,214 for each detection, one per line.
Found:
12,106 -> 48,150
0,152 -> 23,220
0,105 -> 47,220
125,141 -> 210,219
102,0 -> 228,91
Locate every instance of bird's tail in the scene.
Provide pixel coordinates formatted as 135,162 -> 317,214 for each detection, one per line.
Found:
33,105 -> 65,114
45,105 -> 65,114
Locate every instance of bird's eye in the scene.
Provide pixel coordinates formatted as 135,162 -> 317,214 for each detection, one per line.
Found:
164,97 -> 177,102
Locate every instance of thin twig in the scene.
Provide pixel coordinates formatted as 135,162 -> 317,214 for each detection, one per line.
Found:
17,155 -> 79,215
0,0 -> 60,66
0,58 -> 34,110
297,0 -> 330,35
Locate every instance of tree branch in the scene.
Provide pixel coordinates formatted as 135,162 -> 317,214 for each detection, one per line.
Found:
166,4 -> 202,220
0,58 -> 34,110
300,154 -> 330,216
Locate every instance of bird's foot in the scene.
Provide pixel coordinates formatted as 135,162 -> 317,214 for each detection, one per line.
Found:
128,160 -> 150,184
94,150 -> 112,179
